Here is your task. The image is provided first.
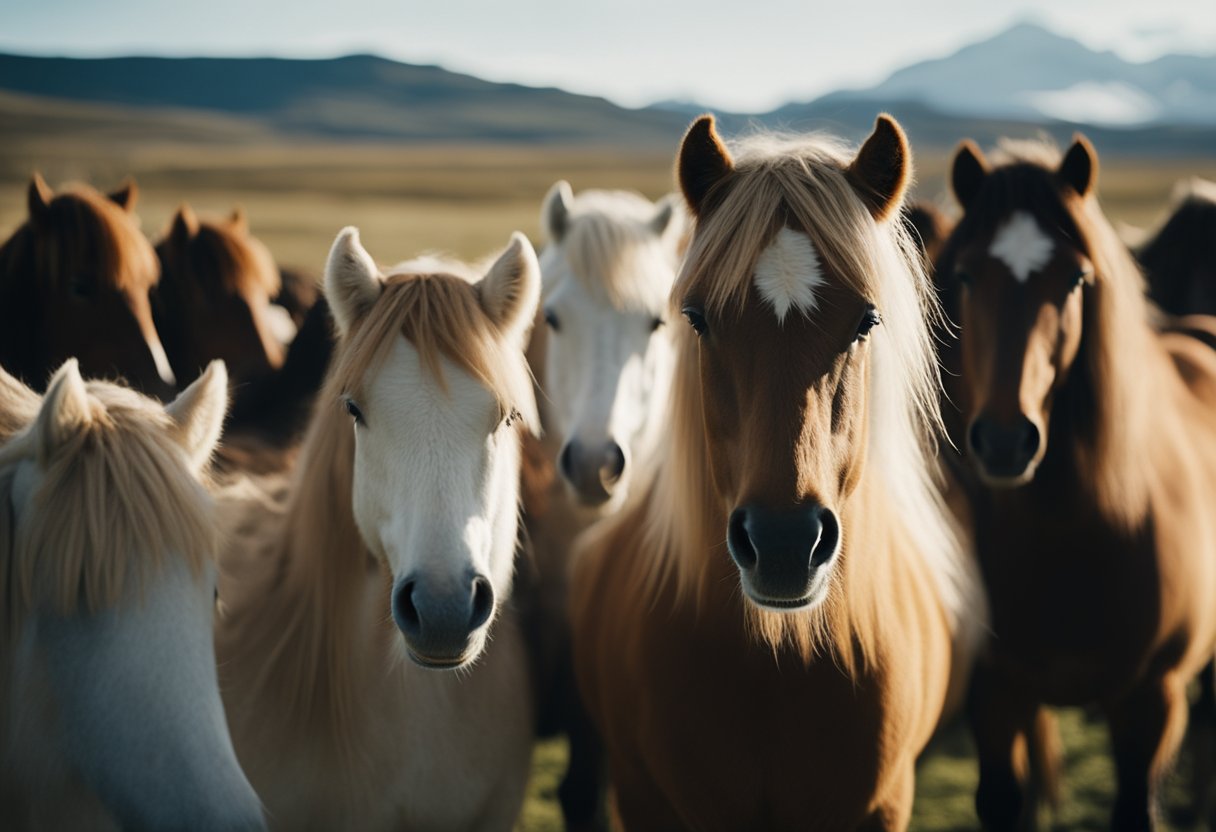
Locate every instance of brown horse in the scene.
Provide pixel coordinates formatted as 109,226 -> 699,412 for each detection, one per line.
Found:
1137,178 -> 1216,318
154,203 -> 286,388
570,115 -> 984,830
0,174 -> 174,398
939,136 -> 1216,830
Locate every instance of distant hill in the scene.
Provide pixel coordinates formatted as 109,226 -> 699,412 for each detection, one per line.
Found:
0,53 -> 687,146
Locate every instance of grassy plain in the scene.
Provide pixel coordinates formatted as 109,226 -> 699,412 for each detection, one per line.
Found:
4,113 -> 1216,830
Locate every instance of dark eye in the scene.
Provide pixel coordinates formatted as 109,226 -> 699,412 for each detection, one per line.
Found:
682,305 -> 707,336
544,309 -> 560,332
855,307 -> 882,343
650,316 -> 665,332
955,271 -> 972,287
68,275 -> 96,301
344,397 -> 365,425
1073,270 -> 1090,289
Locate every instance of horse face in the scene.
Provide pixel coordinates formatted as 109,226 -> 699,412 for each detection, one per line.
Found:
685,229 -> 877,611
326,230 -> 539,670
952,213 -> 1091,486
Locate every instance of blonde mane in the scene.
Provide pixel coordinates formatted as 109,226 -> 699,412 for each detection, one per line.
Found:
624,130 -> 981,664
0,381 -> 214,638
541,190 -> 677,312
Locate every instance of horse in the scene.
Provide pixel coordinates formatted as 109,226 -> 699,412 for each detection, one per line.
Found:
902,200 -> 952,269
1137,178 -> 1216,318
0,359 -> 265,830
213,227 -> 540,829
0,174 -> 175,399
153,203 -> 289,389
939,135 -> 1216,830
570,114 -> 985,830
519,182 -> 685,827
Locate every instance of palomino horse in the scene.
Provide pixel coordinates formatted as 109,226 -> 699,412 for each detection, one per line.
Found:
940,136 -> 1216,829
0,360 -> 264,830
1137,178 -> 1216,318
571,114 -> 984,829
521,182 -> 684,826
154,203 -> 290,388
0,174 -> 175,398
214,228 -> 540,829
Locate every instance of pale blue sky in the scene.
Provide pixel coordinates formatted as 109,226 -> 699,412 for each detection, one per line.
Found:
2,0 -> 1213,111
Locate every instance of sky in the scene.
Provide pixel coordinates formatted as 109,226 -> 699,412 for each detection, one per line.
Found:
3,0 -> 1214,112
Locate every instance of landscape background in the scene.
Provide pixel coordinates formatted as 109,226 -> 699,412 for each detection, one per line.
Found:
3,17 -> 1215,830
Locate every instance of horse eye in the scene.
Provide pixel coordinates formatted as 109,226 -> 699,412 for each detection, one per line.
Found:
682,305 -> 708,336
1073,270 -> 1090,289
69,275 -> 96,301
650,316 -> 665,333
544,309 -> 560,332
955,271 -> 973,287
344,397 -> 365,425
855,307 -> 882,343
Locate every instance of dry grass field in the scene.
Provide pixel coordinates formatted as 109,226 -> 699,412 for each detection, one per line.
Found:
4,118 -> 1216,829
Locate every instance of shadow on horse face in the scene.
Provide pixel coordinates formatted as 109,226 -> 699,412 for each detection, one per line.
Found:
683,232 -> 878,611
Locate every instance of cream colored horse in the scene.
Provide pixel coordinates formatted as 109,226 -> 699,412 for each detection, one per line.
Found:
215,228 -> 541,830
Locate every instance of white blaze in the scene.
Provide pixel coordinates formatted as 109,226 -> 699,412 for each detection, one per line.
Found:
753,228 -> 825,323
989,211 -> 1055,283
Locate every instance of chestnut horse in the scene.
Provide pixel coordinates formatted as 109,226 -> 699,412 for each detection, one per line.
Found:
939,136 -> 1216,830
214,228 -> 540,829
1138,178 -> 1216,318
0,174 -> 175,398
571,115 -> 984,830
154,203 -> 288,388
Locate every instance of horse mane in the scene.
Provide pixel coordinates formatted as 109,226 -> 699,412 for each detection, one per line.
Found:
540,189 -> 679,312
0,380 -> 214,638
218,254 -> 535,767
156,212 -> 281,301
938,137 -> 1155,527
1137,177 -> 1216,315
624,130 -> 980,666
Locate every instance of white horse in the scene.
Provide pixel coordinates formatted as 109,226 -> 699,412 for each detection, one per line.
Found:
215,228 -> 540,830
0,360 -> 264,831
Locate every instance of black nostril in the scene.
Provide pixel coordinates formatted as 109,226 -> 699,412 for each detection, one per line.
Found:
392,580 -> 420,636
968,420 -> 987,457
469,576 -> 495,630
1019,420 -> 1040,458
811,507 -> 840,567
727,508 -> 757,570
602,441 -> 625,481
559,442 -> 576,480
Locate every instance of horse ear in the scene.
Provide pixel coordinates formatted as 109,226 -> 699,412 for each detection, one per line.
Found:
678,115 -> 734,217
951,140 -> 989,211
542,180 -> 574,243
846,114 -> 910,222
324,227 -> 382,337
649,194 -> 679,237
1058,134 -> 1097,198
165,360 -> 228,472
172,204 -> 200,243
0,365 -> 40,435
28,173 -> 53,225
36,359 -> 92,461
109,178 -> 138,213
230,205 -> 248,234
480,232 -> 541,342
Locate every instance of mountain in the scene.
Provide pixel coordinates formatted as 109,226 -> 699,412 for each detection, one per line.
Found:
0,53 -> 686,145
800,22 -> 1216,128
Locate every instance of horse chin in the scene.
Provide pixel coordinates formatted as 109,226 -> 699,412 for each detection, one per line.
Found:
401,632 -> 487,671
740,567 -> 833,614
976,460 -> 1039,489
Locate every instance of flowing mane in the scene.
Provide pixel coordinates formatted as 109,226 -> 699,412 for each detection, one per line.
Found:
0,380 -> 214,637
939,138 -> 1156,526
624,130 -> 980,663
540,189 -> 678,312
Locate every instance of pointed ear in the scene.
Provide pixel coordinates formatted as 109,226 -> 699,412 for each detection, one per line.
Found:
1058,134 -> 1097,198
951,140 -> 989,212
28,173 -> 53,226
649,193 -> 679,237
171,204 -> 199,244
324,227 -> 382,337
678,115 -> 734,217
480,232 -> 541,342
230,205 -> 248,234
0,365 -> 40,435
846,114 -> 910,222
36,360 -> 92,461
109,178 -> 138,213
165,360 -> 228,472
541,180 -> 574,243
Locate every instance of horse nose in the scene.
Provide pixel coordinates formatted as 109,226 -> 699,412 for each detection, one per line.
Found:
968,415 -> 1040,482
558,438 -> 627,505
727,503 -> 840,604
391,574 -> 495,667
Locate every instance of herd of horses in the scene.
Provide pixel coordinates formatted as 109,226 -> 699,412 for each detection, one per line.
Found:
1,112 -> 1215,831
